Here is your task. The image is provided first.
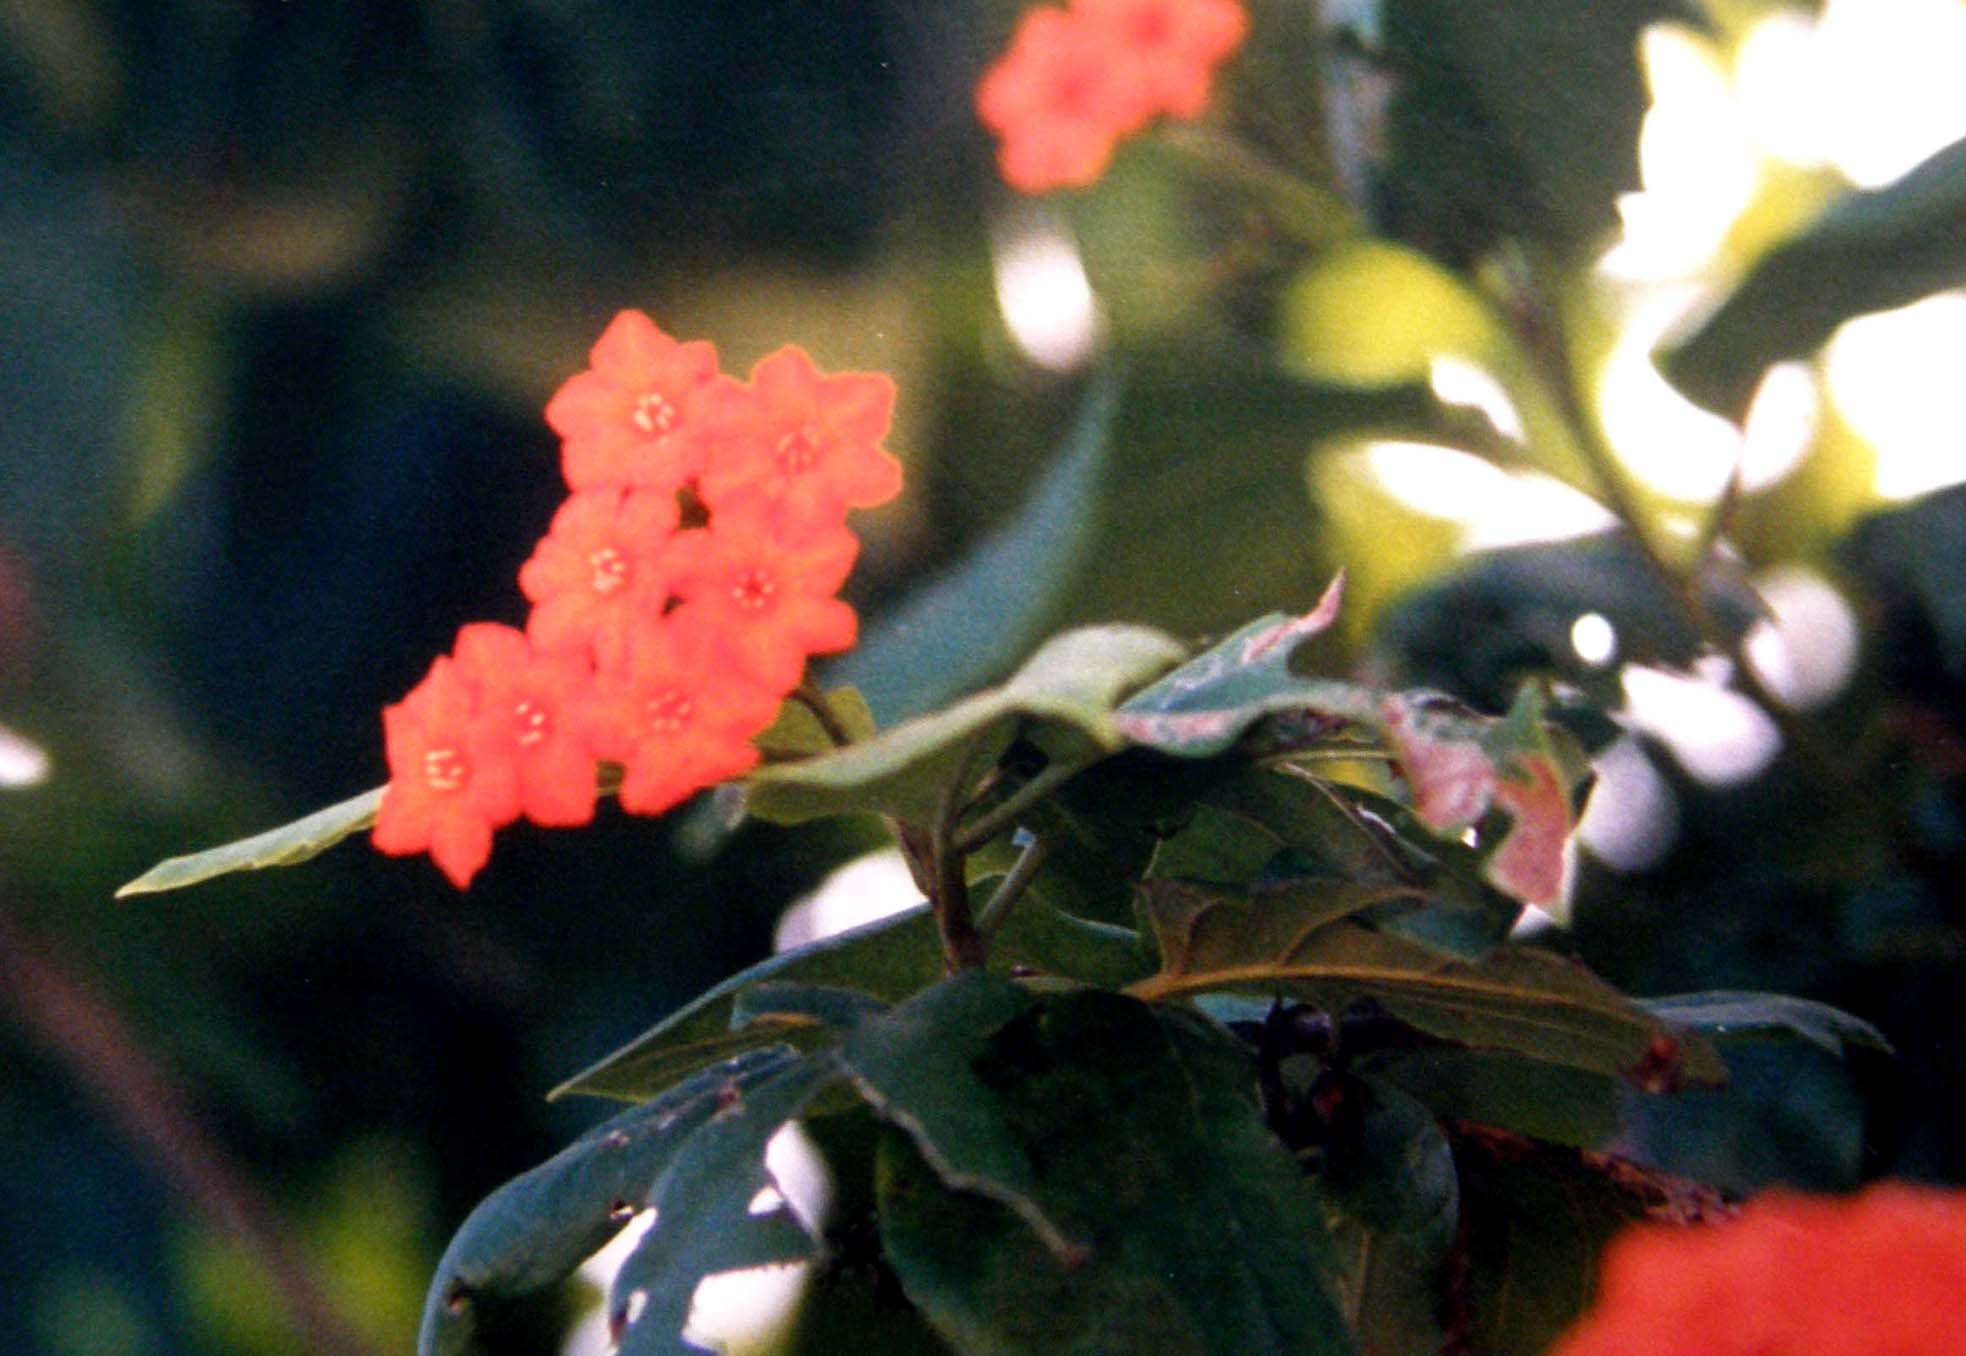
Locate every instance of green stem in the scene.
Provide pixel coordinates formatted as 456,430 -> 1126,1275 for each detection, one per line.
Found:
928,741 -> 992,972
952,754 -> 1094,856
976,832 -> 1055,935
1148,126 -> 1358,250
792,680 -> 854,748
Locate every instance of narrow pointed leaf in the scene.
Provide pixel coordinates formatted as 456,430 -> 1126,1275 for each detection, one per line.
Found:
417,1047 -> 802,1356
747,625 -> 1188,827
116,787 -> 382,897
1639,991 -> 1892,1059
612,1056 -> 840,1356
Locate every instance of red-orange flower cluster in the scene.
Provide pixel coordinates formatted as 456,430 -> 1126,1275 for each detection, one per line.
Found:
976,0 -> 1248,194
1552,1183 -> 1966,1356
374,310 -> 901,887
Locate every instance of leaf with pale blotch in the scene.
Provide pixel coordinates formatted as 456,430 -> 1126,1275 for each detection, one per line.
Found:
417,1047 -> 802,1356
611,1055 -> 839,1356
116,787 -> 382,898
1378,686 -> 1576,910
1130,885 -> 1722,1083
1112,575 -> 1376,758
746,625 -> 1188,827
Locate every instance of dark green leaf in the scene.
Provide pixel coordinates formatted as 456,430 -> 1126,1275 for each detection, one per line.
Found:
835,371 -> 1121,725
1317,1076 -> 1459,1252
731,982 -> 892,1034
1328,1219 -> 1452,1356
612,1055 -> 840,1356
1111,578 -> 1373,759
1660,135 -> 1966,418
1378,0 -> 1695,256
746,624 -> 1188,827
873,993 -> 1356,1356
1369,1048 -> 1622,1149
115,787 -> 381,898
1640,991 -> 1891,1059
986,889 -> 1155,990
416,1047 -> 802,1356
1841,483 -> 1966,680
1131,886 -> 1724,1082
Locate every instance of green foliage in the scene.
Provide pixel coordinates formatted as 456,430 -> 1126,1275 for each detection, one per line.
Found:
114,789 -> 381,899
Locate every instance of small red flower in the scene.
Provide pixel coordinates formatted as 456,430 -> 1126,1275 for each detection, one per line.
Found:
544,310 -> 730,493
450,622 -> 599,828
1552,1184 -> 1966,1356
976,8 -> 1155,194
662,501 -> 860,693
587,616 -> 784,817
698,347 -> 902,519
519,488 -> 679,667
373,656 -> 521,888
1073,0 -> 1248,119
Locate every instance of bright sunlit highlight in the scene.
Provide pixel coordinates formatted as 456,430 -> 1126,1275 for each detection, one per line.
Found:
1733,12 -> 1832,169
992,214 -> 1103,372
1824,292 -> 1966,501
1815,0 -> 1966,189
1599,27 -> 1758,282
1743,565 -> 1862,712
1577,734 -> 1680,872
0,722 -> 50,789
1364,441 -> 1615,550
1621,661 -> 1783,786
1429,356 -> 1527,443
1570,612 -> 1619,668
774,848 -> 919,953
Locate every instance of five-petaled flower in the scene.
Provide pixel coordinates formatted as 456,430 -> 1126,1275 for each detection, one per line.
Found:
377,311 -> 898,887
1551,1183 -> 1966,1356
975,0 -> 1248,194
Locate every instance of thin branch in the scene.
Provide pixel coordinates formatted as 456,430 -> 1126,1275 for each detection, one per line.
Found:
929,740 -> 992,972
976,832 -> 1055,934
791,681 -> 854,749
952,754 -> 1095,856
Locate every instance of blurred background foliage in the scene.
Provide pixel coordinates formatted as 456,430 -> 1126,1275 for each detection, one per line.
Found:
5,0 -> 1966,1353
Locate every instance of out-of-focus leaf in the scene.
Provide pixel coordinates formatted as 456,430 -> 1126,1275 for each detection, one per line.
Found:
1374,532 -> 1762,712
1660,135 -> 1966,419
1369,1048 -> 1622,1149
1317,1076 -> 1459,1253
1328,1218 -> 1451,1356
115,787 -> 381,898
872,993 -> 1355,1356
746,624 -> 1187,827
1376,0 -> 1696,257
1112,576 -> 1375,758
1841,483 -> 1966,681
1130,887 -> 1723,1082
835,370 -> 1120,725
1640,991 -> 1891,1059
753,686 -> 878,759
612,1055 -> 838,1356
1453,1133 -> 1655,1356
416,1047 -> 802,1356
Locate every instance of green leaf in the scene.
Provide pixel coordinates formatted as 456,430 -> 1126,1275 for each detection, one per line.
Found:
873,993 -> 1356,1356
557,898 -> 1150,1104
1377,0 -> 1694,256
115,787 -> 381,898
1111,577 -> 1374,759
754,687 -> 878,759
731,982 -> 892,1034
416,1047 -> 802,1356
1327,1219 -> 1452,1356
1660,135 -> 1966,419
1640,991 -> 1891,1059
1368,1048 -> 1622,1149
746,624 -> 1188,827
1130,882 -> 1723,1082
835,370 -> 1121,725
612,1055 -> 839,1356
1453,1132 -> 1653,1356
1317,1076 -> 1459,1252
1841,484 -> 1966,681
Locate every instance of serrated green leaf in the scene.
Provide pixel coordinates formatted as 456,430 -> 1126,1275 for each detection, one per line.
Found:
1660,135 -> 1966,419
115,787 -> 382,898
612,1055 -> 839,1356
416,1047 -> 802,1356
834,370 -> 1121,725
1112,577 -> 1374,759
1130,886 -> 1723,1082
747,625 -> 1188,827
873,994 -> 1356,1356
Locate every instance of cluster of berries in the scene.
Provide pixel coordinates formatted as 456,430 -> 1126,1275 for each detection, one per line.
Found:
373,311 -> 901,887
976,0 -> 1249,195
